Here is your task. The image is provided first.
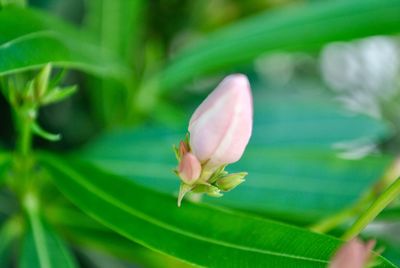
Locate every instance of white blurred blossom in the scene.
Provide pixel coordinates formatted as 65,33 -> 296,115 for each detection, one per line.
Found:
321,36 -> 400,118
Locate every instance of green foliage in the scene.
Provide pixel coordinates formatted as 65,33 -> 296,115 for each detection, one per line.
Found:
20,210 -> 77,268
0,152 -> 11,186
0,7 -> 128,79
80,89 -> 392,223
40,153 -> 395,267
0,217 -> 21,267
0,0 -> 399,266
135,0 -> 400,111
40,85 -> 77,105
83,0 -> 144,124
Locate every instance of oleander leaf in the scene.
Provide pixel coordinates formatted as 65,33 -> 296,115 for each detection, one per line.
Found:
0,217 -> 21,267
39,153 -> 395,267
80,89 -> 392,223
0,152 -> 11,187
0,7 -> 128,78
19,211 -> 77,268
159,0 -> 400,91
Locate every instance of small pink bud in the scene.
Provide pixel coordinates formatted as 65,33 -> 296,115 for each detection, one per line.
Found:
329,238 -> 376,268
178,153 -> 201,184
188,74 -> 253,167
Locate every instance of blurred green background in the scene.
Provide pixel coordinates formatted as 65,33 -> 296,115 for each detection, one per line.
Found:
1,0 -> 400,267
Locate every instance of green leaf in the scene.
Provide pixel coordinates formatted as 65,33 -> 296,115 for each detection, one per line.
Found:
382,243 -> 400,268
0,217 -> 22,267
0,7 -> 128,79
20,206 -> 77,268
80,89 -> 392,223
83,0 -> 144,124
0,151 -> 11,186
39,153 -> 395,267
48,206 -> 145,260
378,206 -> 400,220
85,0 -> 144,60
47,203 -> 194,267
50,207 -> 192,267
157,0 -> 400,92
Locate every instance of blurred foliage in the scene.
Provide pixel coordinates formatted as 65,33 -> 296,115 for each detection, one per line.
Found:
0,0 -> 399,267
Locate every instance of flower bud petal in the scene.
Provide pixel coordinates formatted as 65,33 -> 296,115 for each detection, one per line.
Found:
178,152 -> 201,184
329,238 -> 375,268
189,74 -> 253,167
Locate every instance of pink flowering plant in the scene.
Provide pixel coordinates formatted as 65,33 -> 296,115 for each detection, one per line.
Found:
0,1 -> 400,268
174,74 -> 252,206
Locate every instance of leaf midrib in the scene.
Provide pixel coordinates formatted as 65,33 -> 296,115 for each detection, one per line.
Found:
0,30 -> 57,49
46,157 -> 328,264
28,211 -> 52,268
85,159 -> 372,196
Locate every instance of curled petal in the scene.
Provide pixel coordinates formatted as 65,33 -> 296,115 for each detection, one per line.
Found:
189,74 -> 253,167
178,152 -> 201,184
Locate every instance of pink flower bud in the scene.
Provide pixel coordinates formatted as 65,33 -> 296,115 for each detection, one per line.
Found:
329,238 -> 375,268
188,74 -> 253,167
178,152 -> 201,184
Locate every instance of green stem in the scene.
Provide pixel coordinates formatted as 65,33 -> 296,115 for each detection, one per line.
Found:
18,114 -> 32,157
310,157 -> 400,233
342,177 -> 400,241
310,191 -> 374,233
11,110 -> 34,197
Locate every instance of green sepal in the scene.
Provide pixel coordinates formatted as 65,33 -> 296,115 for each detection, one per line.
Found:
33,63 -> 51,98
1,77 -> 18,107
183,133 -> 190,151
208,165 -> 227,184
41,85 -> 77,105
173,144 -> 180,161
31,121 -> 61,141
48,68 -> 67,89
177,183 -> 193,207
192,184 -> 222,197
216,172 -> 247,191
24,80 -> 35,101
206,185 -> 223,197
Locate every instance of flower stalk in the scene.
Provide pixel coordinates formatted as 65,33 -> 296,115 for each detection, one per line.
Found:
18,111 -> 33,157
310,157 -> 400,233
342,177 -> 400,241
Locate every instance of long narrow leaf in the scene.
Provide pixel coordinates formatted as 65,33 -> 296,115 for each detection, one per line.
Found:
40,153 -> 395,267
19,209 -> 77,268
80,89 -> 392,223
0,152 -> 11,186
0,8 -> 128,78
158,0 -> 400,92
0,217 -> 21,267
